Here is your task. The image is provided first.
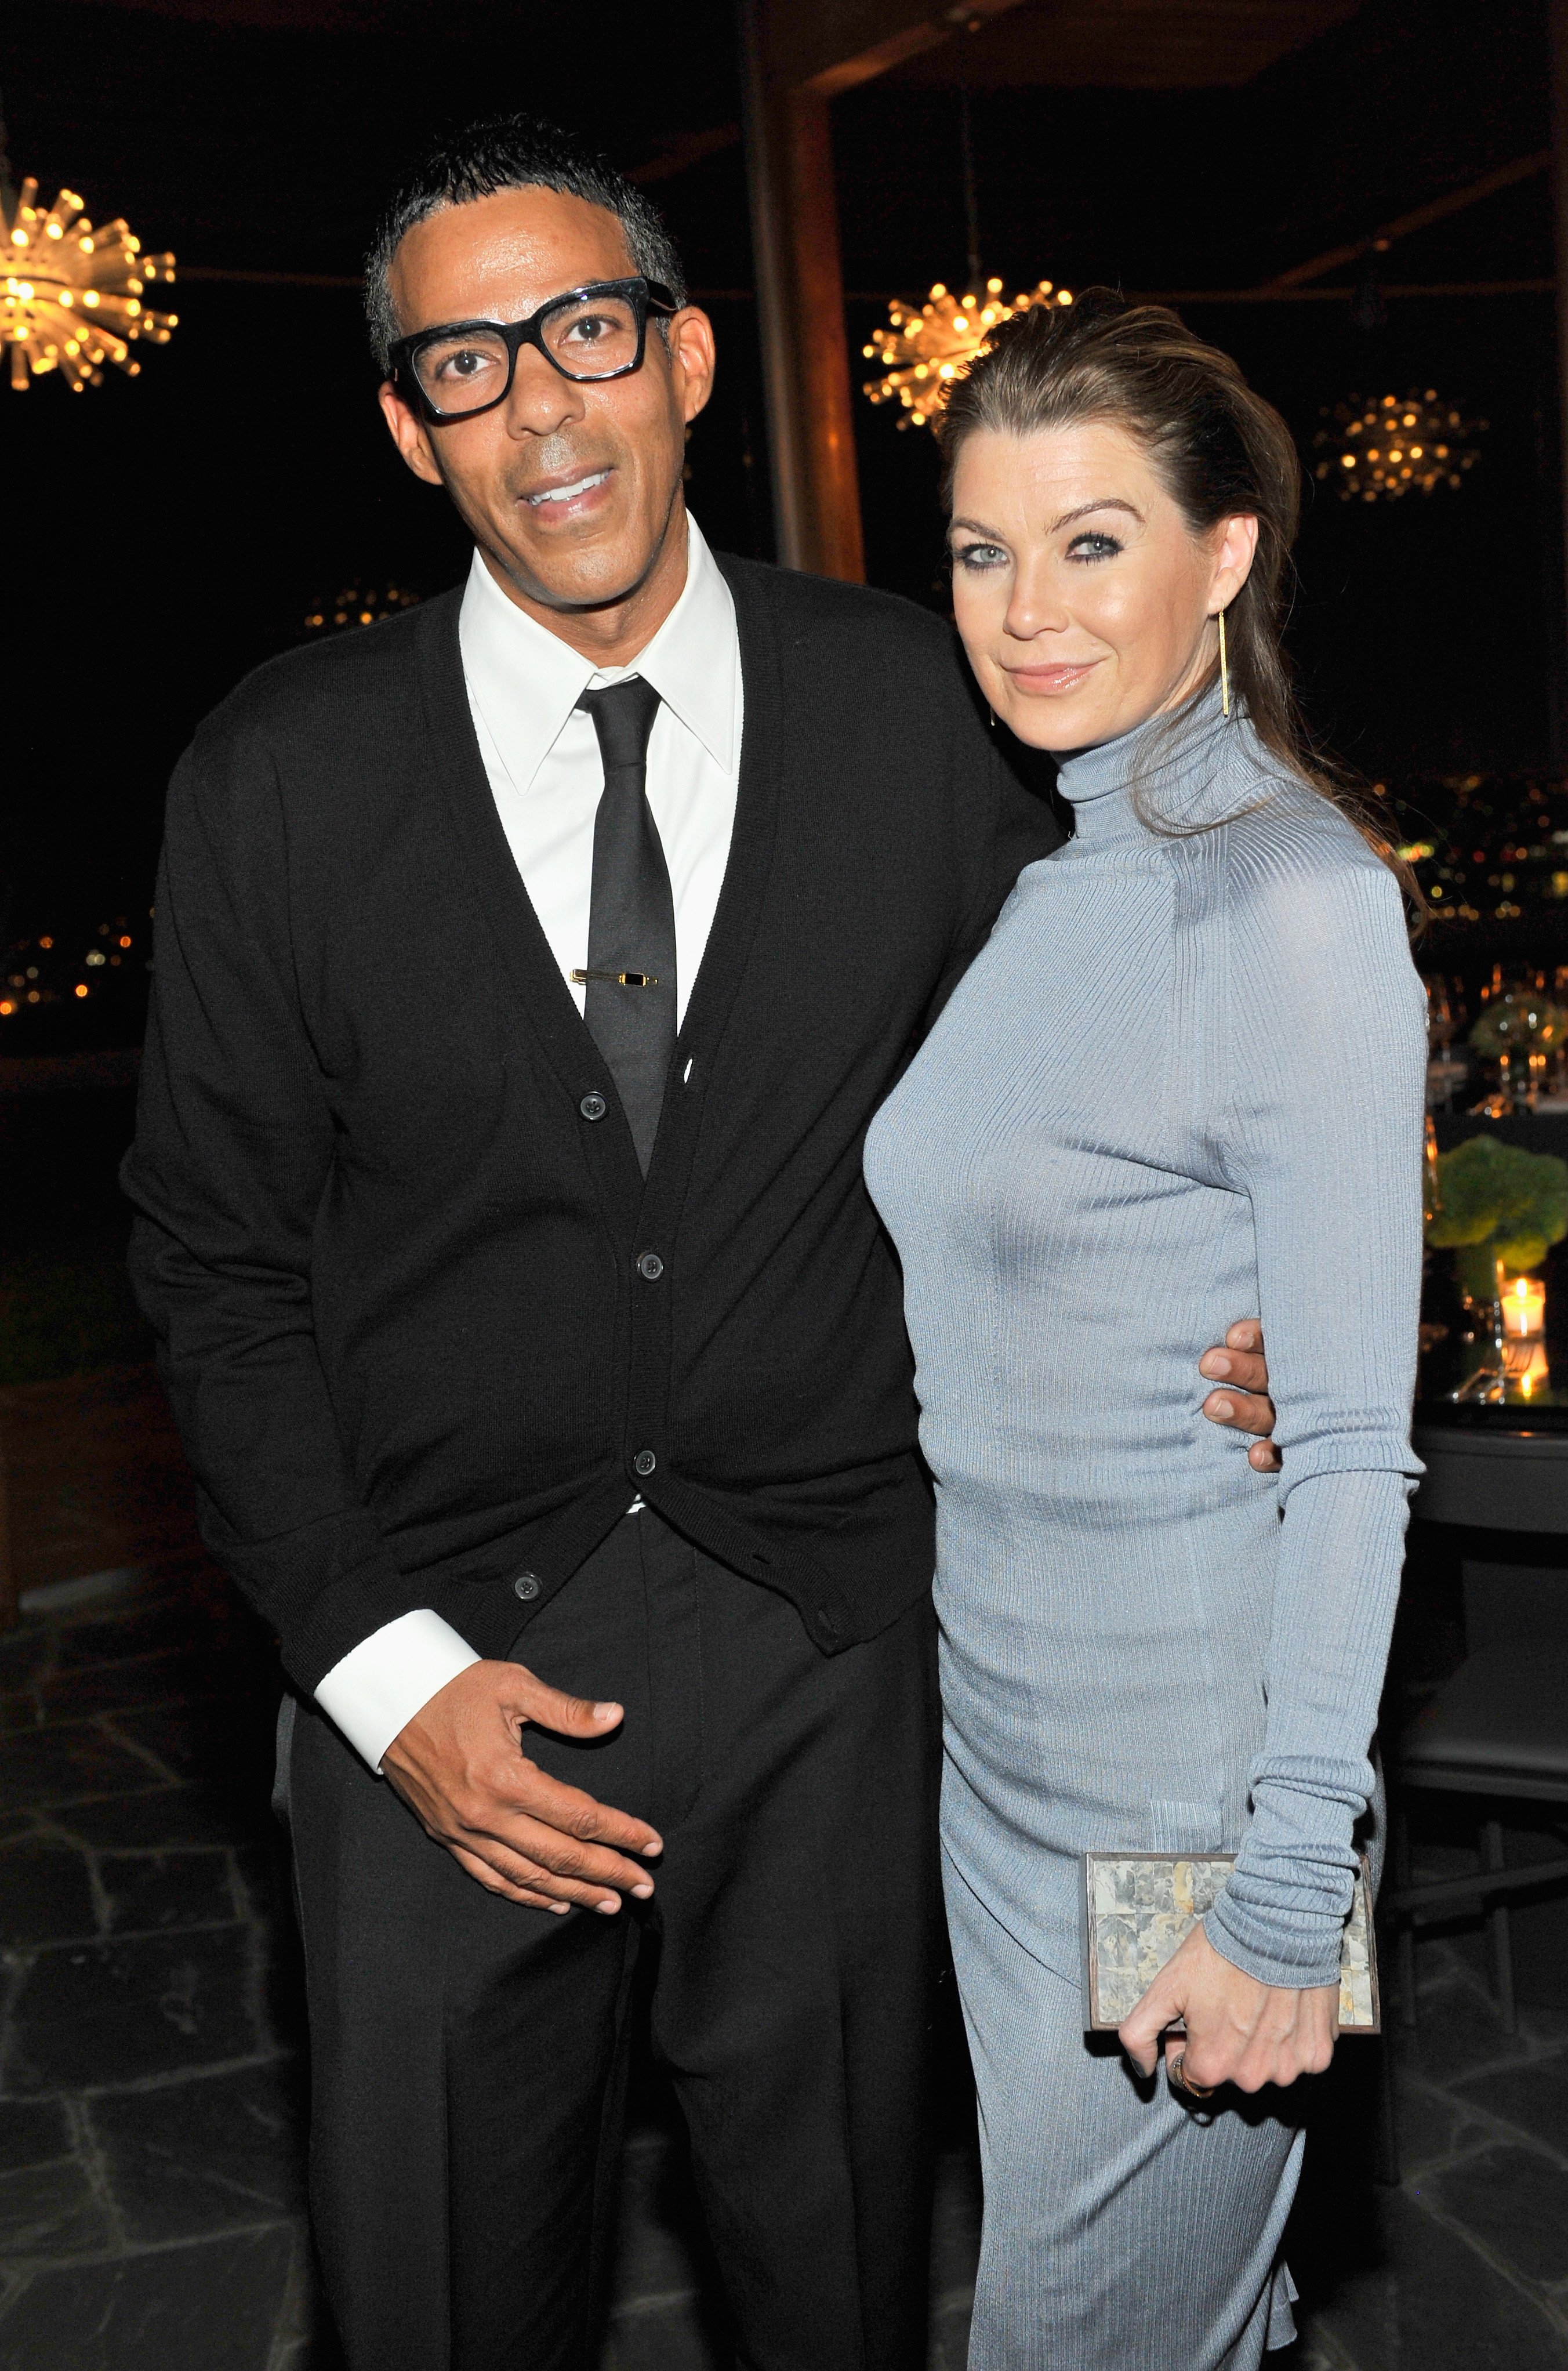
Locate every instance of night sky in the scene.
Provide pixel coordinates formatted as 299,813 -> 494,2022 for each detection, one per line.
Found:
1,0 -> 1560,1043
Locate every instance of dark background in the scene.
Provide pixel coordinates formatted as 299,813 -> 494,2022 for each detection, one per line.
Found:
0,0 -> 1562,1039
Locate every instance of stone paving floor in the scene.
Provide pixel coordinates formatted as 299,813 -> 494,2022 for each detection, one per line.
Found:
0,1542 -> 1565,2368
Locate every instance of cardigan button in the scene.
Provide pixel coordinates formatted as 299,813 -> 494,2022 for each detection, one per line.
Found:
512,1572 -> 540,1601
579,1092 -> 608,1122
633,1450 -> 657,1478
637,1252 -> 664,1281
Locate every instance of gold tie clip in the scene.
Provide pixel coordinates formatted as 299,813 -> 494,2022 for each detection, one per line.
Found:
569,968 -> 660,988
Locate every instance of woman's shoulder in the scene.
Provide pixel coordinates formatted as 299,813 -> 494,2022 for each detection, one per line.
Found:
1217,764 -> 1402,913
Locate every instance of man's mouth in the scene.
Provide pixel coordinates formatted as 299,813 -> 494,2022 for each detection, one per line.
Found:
524,469 -> 612,508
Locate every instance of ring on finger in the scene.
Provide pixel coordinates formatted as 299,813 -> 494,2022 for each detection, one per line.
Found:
1168,2053 -> 1217,2100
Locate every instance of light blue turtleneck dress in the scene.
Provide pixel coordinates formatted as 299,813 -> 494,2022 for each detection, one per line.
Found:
864,693 -> 1425,2370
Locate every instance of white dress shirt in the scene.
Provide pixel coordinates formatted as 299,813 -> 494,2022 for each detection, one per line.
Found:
314,517 -> 744,1771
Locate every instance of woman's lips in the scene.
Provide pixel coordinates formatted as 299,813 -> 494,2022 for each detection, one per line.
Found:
1004,661 -> 1102,694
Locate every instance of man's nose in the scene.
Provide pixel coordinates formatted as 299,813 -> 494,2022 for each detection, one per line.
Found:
504,347 -> 588,437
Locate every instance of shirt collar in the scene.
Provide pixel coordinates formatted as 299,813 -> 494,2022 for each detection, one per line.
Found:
458,514 -> 736,795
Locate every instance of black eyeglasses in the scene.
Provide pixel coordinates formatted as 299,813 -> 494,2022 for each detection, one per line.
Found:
388,276 -> 679,423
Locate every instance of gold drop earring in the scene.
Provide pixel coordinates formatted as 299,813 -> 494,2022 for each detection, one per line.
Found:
1217,606 -> 1231,719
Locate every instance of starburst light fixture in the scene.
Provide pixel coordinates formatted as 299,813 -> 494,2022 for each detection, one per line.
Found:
2,177 -> 176,392
1312,390 -> 1483,502
862,277 -> 1073,429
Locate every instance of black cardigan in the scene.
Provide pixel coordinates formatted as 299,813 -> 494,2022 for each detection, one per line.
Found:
123,553 -> 1062,1692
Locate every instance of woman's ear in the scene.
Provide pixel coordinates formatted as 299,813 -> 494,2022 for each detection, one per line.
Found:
1211,513 -> 1260,613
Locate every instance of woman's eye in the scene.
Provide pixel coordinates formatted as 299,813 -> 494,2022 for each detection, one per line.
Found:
953,542 -> 1007,571
1066,532 -> 1123,562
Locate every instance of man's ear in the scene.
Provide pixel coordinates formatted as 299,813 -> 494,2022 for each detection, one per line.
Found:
667,307 -> 717,429
378,380 -> 445,488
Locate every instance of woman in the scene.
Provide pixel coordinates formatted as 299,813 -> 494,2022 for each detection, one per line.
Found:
863,292 -> 1425,2368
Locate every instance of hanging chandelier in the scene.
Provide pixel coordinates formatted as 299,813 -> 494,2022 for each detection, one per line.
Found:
1312,390 -> 1483,502
862,278 -> 1073,429
2,176 -> 177,392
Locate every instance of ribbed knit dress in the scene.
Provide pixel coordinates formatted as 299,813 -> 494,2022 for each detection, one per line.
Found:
864,688 -> 1426,2370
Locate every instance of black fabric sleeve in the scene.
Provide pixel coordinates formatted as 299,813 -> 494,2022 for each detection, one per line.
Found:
122,726 -> 405,1692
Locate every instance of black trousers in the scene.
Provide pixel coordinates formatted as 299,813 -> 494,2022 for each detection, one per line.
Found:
284,1512 -> 942,2371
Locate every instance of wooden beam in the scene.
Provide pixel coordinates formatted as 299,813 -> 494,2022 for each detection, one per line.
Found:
1262,150 -> 1549,292
627,126 -> 743,187
739,0 -> 1028,577
741,0 -> 865,580
757,0 -> 1026,96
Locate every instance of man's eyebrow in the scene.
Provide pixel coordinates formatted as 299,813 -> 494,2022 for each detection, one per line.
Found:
1048,497 -> 1144,534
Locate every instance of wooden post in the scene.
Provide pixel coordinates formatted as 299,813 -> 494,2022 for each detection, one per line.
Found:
0,1414 -> 14,1631
739,0 -> 866,581
1552,0 -> 1568,704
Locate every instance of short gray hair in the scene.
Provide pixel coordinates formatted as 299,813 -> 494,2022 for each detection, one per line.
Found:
364,114 -> 688,372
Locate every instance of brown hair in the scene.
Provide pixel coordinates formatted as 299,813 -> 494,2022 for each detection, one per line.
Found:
937,288 -> 1413,894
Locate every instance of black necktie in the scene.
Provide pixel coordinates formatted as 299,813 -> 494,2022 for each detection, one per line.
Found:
575,678 -> 675,1174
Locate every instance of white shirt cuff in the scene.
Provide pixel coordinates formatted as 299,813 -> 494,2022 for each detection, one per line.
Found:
314,1609 -> 482,1773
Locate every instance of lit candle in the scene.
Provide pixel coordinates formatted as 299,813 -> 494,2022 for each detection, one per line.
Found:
1502,1275 -> 1547,1339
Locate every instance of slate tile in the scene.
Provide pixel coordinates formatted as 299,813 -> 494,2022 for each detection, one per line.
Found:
0,1631 -> 54,1695
1311,2185 -> 1567,2370
1388,2077 -> 1479,2171
600,2296 -> 727,2371
37,1651 -> 222,1724
271,2335 -> 349,2371
0,2100 -> 73,2176
55,1784 -> 263,1851
609,2130 -> 706,2310
55,1593 -> 227,1673
930,2143 -> 982,2299
100,1850 -> 235,1936
89,2059 -> 307,2243
1427,2145 -> 1568,2287
1454,2052 -> 1568,2157
928,2290 -> 977,2371
0,2222 -> 293,2371
109,1695 -> 278,1794
3,1924 -> 256,2093
0,1723 -> 164,1814
0,2157 -> 114,2257
0,1836 -> 97,1946
1400,1973 -> 1534,2084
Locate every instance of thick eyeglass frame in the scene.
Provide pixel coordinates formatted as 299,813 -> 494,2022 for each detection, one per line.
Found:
388,276 -> 680,423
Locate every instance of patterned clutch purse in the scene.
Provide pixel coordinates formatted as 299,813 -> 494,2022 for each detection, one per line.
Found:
1082,1851 -> 1380,2035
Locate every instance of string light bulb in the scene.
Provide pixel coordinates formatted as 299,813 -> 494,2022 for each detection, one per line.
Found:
2,177 -> 176,391
863,277 -> 1073,429
1312,389 -> 1483,502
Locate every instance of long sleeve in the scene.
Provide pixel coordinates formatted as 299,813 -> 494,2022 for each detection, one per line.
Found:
122,724 -> 414,1694
1204,845 -> 1427,1988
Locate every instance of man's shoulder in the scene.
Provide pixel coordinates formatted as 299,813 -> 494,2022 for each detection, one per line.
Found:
714,551 -> 961,672
193,589 -> 460,759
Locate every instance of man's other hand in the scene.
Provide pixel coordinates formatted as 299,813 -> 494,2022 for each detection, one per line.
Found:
1199,1319 -> 1279,1473
381,1661 -> 663,1915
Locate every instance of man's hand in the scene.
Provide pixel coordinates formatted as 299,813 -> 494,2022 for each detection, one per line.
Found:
1119,1923 -> 1337,2095
1199,1319 -> 1279,1472
381,1661 -> 663,1916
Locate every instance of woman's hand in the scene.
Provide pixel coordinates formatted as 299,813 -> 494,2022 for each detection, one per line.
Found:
1118,1923 -> 1338,2095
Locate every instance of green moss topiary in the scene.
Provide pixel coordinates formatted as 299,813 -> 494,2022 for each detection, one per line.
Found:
1425,1134 -> 1568,1301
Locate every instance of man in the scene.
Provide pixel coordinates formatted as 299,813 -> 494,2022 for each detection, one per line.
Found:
123,117 -> 1278,2371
